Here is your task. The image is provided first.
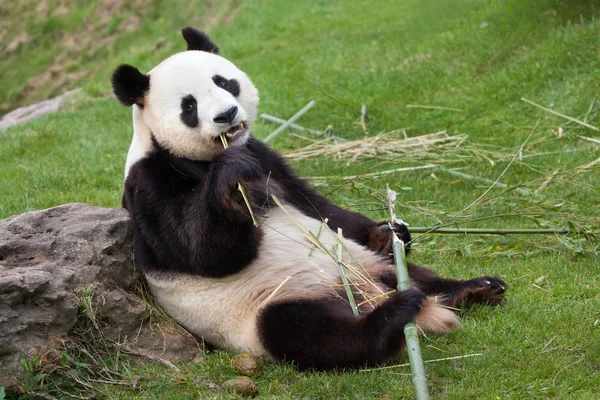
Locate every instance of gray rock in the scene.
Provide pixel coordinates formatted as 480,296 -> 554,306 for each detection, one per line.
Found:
0,203 -> 202,389
0,89 -> 81,131
222,376 -> 259,397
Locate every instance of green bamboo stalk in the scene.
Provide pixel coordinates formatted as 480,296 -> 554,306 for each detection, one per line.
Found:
407,227 -> 573,235
336,228 -> 359,318
220,134 -> 259,227
387,184 -> 430,400
308,218 -> 328,257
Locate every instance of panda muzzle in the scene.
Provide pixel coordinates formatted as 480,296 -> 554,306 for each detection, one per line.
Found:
224,122 -> 247,140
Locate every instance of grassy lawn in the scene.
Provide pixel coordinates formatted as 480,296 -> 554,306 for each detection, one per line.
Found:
2,0 -> 599,399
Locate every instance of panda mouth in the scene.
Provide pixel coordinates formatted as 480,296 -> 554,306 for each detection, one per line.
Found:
223,122 -> 247,142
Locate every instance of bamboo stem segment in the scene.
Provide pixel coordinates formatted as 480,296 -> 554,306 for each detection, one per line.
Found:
263,100 -> 316,143
407,227 -> 573,235
336,228 -> 359,318
387,184 -> 430,400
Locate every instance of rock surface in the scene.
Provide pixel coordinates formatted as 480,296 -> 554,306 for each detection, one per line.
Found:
0,203 -> 201,388
0,89 -> 80,131
222,376 -> 259,397
232,353 -> 263,377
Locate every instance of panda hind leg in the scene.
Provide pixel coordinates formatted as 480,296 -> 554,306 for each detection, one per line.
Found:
380,262 -> 507,308
258,289 -> 425,370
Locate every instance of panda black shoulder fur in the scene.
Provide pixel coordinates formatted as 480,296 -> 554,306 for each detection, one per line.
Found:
112,27 -> 507,370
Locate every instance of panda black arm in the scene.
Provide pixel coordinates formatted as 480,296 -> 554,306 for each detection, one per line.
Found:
123,147 -> 262,277
245,137 -> 408,254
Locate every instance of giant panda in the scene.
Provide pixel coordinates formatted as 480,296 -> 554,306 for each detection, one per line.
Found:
111,27 -> 507,370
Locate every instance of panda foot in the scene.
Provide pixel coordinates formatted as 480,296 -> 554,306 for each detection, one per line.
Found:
460,276 -> 507,307
368,222 -> 411,256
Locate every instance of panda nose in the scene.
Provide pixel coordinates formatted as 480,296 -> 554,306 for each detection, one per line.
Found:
213,106 -> 238,124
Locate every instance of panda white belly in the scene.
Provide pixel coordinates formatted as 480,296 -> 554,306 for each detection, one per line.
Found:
143,204 -> 390,357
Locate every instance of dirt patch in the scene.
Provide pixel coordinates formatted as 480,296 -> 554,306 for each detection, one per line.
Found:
5,33 -> 29,53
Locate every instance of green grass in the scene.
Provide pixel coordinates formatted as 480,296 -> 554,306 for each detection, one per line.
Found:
2,0 -> 600,399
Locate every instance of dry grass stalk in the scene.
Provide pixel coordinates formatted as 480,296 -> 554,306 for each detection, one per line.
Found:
307,164 -> 437,181
437,168 -> 537,197
521,97 -> 599,131
283,130 -> 467,163
406,104 -> 464,112
220,134 -> 259,227
360,353 -> 484,372
357,289 -> 396,307
257,275 -> 292,310
271,195 -> 383,310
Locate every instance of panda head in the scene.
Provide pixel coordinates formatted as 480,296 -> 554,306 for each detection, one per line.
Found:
111,27 -> 259,162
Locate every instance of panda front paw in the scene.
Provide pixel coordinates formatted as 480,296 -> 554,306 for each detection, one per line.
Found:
367,222 -> 411,256
213,147 -> 262,215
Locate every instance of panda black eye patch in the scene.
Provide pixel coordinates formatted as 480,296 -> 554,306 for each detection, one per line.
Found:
212,75 -> 240,97
180,95 -> 199,128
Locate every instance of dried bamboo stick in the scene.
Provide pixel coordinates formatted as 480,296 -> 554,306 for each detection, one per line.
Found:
263,100 -> 316,143
260,113 -> 323,135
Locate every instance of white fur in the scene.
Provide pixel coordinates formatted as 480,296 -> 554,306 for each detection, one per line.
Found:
144,204 -> 460,356
145,205 -> 384,356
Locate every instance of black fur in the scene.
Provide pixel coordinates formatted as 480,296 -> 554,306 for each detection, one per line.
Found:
379,263 -> 508,307
111,64 -> 150,107
124,136 -> 407,276
180,95 -> 199,128
213,75 -> 241,97
182,26 -> 219,54
244,137 -> 410,254
123,142 -> 263,277
259,289 -> 425,370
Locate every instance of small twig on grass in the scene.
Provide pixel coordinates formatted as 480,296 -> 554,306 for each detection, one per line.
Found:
577,135 -> 600,144
87,378 -> 137,387
360,353 -> 484,372
579,156 -> 600,170
20,390 -> 58,400
437,168 -> 537,197
307,165 -> 437,181
122,348 -> 180,371
521,98 -> 599,131
359,104 -> 368,134
406,104 -> 464,112
263,100 -> 316,143
220,134 -> 259,227
535,169 -> 558,194
584,97 -> 596,123
386,184 -> 430,400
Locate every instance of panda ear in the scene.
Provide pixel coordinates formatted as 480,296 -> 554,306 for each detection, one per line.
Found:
181,27 -> 219,54
111,64 -> 150,107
